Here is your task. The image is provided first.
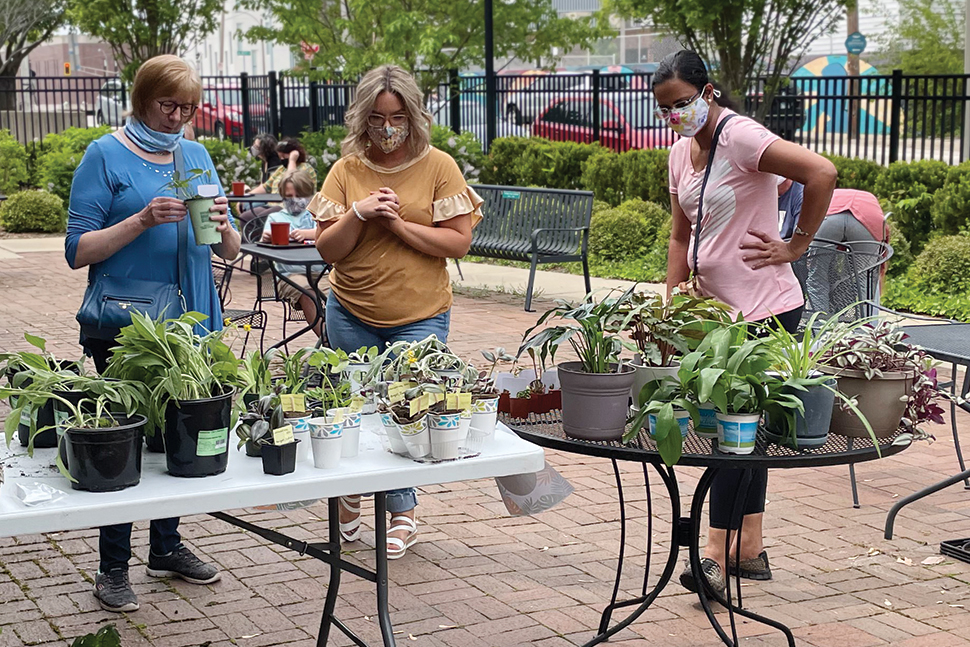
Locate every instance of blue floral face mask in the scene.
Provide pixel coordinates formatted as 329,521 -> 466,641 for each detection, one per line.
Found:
124,117 -> 184,153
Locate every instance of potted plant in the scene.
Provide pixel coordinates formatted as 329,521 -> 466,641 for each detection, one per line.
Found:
683,325 -> 805,455
761,311 -> 873,449
626,375 -> 699,466
260,435 -> 301,476
467,348 -> 515,450
164,168 -> 221,245
1,376 -> 149,492
519,287 -> 637,441
237,349 -> 274,408
308,347 -> 365,459
103,311 -> 240,477
1,333 -> 84,450
615,291 -> 731,411
820,321 -> 943,440
235,390 -> 284,457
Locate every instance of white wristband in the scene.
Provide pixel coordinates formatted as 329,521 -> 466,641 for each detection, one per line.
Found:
352,201 -> 366,222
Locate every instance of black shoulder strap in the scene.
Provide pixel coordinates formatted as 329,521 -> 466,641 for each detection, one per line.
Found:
171,144 -> 190,312
693,113 -> 737,278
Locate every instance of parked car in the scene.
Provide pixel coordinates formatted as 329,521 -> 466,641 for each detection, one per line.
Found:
504,73 -> 589,125
193,86 -> 268,141
96,79 -> 129,127
531,95 -> 676,151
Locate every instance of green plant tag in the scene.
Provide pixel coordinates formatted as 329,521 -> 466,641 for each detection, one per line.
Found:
502,191 -> 520,200
54,408 -> 69,437
19,409 -> 31,426
196,427 -> 229,457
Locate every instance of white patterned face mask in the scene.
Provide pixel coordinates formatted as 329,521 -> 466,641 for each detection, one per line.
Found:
284,197 -> 310,214
367,123 -> 410,153
665,93 -> 710,138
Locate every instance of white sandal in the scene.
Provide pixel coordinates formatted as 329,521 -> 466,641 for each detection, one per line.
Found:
338,495 -> 362,543
386,515 -> 418,560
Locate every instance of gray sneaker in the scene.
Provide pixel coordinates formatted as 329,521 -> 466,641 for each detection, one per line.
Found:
679,558 -> 727,597
94,569 -> 139,612
147,543 -> 221,585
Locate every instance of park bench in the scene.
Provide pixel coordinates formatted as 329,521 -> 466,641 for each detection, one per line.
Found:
467,184 -> 593,311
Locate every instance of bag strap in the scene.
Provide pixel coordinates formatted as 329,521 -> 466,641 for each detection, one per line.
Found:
171,144 -> 190,310
692,113 -> 737,279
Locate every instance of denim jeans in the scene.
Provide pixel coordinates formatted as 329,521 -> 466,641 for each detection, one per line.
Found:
83,337 -> 182,572
326,296 -> 451,514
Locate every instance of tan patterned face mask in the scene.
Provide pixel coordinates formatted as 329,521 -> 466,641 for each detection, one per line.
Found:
367,123 -> 410,154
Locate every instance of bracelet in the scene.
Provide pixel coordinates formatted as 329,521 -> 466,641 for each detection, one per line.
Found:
793,225 -> 812,237
351,201 -> 366,222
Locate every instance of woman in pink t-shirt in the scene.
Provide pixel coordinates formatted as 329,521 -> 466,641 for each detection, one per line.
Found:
654,50 -> 837,597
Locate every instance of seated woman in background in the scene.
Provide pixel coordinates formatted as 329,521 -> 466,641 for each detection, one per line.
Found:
240,137 -> 318,226
260,170 -> 327,338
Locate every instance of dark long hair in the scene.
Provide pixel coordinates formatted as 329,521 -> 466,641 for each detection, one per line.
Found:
654,50 -> 738,110
278,137 -> 307,164
253,133 -> 278,161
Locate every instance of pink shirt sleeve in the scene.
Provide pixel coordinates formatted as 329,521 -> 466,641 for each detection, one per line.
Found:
720,117 -> 780,174
668,139 -> 688,195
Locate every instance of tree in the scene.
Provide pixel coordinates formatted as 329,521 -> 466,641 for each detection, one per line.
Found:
603,0 -> 852,118
0,0 -> 66,109
878,0 -> 963,75
237,0 -> 612,92
67,0 -> 224,83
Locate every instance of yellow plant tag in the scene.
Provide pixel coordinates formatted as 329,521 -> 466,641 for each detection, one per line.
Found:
458,392 -> 472,410
419,393 -> 432,410
272,424 -> 295,446
349,396 -> 364,413
409,398 -> 421,417
331,409 -> 346,424
388,382 -> 408,403
446,392 -> 459,410
280,394 -> 306,412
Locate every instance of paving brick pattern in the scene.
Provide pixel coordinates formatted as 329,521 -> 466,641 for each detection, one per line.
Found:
1,251 -> 969,646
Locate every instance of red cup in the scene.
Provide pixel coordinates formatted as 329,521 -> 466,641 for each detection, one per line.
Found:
231,181 -> 246,196
270,221 -> 290,245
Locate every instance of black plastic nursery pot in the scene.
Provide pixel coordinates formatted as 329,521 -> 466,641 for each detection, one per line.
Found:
10,361 -> 81,449
245,439 -> 262,457
164,387 -> 234,478
63,415 -> 145,492
260,440 -> 299,476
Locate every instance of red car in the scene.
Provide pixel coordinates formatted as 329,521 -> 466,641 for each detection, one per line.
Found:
193,86 -> 268,141
531,96 -> 677,151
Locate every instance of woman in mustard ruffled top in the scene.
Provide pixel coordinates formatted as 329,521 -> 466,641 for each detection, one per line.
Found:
310,64 -> 482,560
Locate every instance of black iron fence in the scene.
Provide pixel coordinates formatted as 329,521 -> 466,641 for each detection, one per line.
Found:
2,69 -> 969,165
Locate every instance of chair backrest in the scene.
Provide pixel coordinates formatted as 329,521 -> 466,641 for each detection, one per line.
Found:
791,238 -> 893,326
242,213 -> 270,244
469,185 -> 594,257
211,260 -> 233,308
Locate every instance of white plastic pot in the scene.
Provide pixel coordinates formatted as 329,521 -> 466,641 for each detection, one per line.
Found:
428,411 -> 466,460
715,412 -> 761,455
648,408 -> 691,439
310,435 -> 342,469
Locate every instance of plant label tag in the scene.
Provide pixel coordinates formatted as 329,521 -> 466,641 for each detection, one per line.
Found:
280,394 -> 306,412
272,424 -> 295,446
388,382 -> 408,403
349,396 -> 365,413
458,392 -> 472,410
409,399 -> 421,417
446,392 -> 459,410
197,184 -> 220,198
419,393 -> 432,410
196,427 -> 229,456
330,409 -> 345,424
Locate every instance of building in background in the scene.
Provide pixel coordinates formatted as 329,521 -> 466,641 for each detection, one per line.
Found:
27,34 -> 120,77
183,0 -> 293,76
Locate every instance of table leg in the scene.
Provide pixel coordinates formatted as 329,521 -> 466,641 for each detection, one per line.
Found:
885,467 -> 970,540
584,461 -> 681,646
318,498 -> 342,646
689,467 -> 796,647
375,493 -> 395,647
267,263 -> 329,350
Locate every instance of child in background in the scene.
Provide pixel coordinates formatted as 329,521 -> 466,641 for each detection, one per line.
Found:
261,170 -> 328,338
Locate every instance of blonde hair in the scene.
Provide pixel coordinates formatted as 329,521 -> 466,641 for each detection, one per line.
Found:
342,65 -> 431,159
130,55 -> 202,122
278,170 -> 315,198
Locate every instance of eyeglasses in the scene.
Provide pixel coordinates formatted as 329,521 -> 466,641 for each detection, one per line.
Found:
654,91 -> 702,121
157,100 -> 199,118
367,113 -> 408,128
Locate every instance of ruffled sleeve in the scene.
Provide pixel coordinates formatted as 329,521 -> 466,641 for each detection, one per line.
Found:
308,192 -> 346,223
432,186 -> 484,229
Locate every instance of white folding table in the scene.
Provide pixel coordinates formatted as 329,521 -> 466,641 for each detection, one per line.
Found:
0,417 -> 545,646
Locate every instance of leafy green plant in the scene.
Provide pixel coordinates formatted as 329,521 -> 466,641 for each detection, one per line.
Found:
164,168 -> 214,200
236,389 -> 284,449
822,154 -> 885,193
199,138 -> 261,192
301,125 -> 348,177
883,273 -> 970,321
70,623 -> 121,647
911,235 -> 970,296
589,199 -> 669,261
237,349 -> 274,401
0,189 -> 66,233
519,286 -> 636,374
626,375 -> 699,466
474,347 -> 516,396
874,159 -> 949,252
886,223 -> 914,277
0,129 -> 29,195
431,124 -> 485,181
102,311 -> 240,433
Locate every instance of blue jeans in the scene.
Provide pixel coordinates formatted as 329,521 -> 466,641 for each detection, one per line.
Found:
326,296 -> 451,513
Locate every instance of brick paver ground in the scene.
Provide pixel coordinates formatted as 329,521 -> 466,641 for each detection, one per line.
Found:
1,250 -> 968,647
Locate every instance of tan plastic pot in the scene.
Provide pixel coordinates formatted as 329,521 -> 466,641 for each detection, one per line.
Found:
558,361 -> 636,441
821,366 -> 915,439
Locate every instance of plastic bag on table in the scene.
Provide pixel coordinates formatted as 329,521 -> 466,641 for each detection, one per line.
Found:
494,461 -> 574,516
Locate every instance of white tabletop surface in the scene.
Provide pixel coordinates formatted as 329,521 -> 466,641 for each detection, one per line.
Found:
0,416 -> 544,538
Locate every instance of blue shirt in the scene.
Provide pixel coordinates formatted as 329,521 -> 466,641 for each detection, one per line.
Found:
65,135 -> 230,339
261,209 -> 325,276
778,181 -> 805,239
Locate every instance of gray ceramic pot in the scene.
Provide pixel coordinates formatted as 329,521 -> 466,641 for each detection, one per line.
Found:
558,361 -> 636,441
765,378 -> 836,449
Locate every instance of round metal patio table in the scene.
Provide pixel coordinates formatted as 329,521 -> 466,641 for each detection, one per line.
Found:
503,412 -> 912,647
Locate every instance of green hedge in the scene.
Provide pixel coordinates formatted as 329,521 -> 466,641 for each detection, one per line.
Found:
199,139 -> 261,192
0,129 -> 29,196
822,154 -> 884,193
35,125 -> 113,204
480,137 -> 602,189
588,199 -> 670,283
884,273 -> 970,321
301,126 -> 348,181
0,189 -> 65,233
873,159 -> 950,254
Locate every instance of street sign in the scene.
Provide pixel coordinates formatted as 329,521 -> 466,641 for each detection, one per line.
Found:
237,50 -> 252,56
845,32 -> 867,56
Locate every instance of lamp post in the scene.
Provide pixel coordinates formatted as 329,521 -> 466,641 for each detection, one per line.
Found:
485,0 -> 496,147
